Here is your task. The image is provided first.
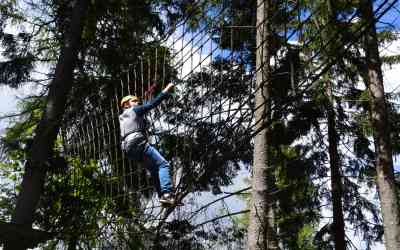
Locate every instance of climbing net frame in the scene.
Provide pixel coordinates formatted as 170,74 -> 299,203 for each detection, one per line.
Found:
55,0 -> 399,248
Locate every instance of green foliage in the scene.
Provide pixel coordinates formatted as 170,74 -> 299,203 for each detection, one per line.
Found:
36,158 -> 115,248
297,224 -> 318,250
0,1 -> 35,88
273,145 -> 321,250
0,36 -> 35,87
0,97 -> 44,229
0,160 -> 20,221
1,97 -> 44,159
387,92 -> 400,155
0,1 -> 24,26
382,54 -> 400,67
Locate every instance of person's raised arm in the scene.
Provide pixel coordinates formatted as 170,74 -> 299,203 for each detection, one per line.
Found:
133,83 -> 175,115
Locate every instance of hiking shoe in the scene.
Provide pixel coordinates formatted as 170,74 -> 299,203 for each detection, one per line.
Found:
159,193 -> 175,206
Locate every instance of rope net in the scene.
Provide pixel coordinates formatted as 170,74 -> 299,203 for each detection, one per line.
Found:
51,0 -> 398,248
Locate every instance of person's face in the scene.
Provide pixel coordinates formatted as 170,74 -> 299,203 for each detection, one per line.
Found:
124,99 -> 140,109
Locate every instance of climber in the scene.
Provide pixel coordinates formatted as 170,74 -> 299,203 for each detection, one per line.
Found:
119,83 -> 175,206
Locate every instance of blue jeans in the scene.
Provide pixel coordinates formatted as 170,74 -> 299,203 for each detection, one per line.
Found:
125,142 -> 173,195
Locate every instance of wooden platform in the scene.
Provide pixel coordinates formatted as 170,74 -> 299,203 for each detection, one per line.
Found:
0,221 -> 54,249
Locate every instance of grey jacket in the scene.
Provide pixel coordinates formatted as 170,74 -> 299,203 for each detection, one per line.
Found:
119,92 -> 170,150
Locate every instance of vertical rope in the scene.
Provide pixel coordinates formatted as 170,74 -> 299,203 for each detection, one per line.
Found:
94,113 -> 102,164
227,26 -> 235,119
78,125 -> 86,199
140,56 -> 144,100
127,69 -> 131,95
155,48 -> 158,86
78,124 -> 87,164
209,25 -> 214,126
89,119 -> 97,163
119,79 -> 127,203
120,79 -> 125,98
105,107 -> 114,202
187,23 -> 194,192
134,66 -> 138,96
147,56 -> 151,100
60,127 -> 68,156
99,106 -> 108,198
218,27 -> 224,127
162,49 -> 166,89
109,96 -> 117,200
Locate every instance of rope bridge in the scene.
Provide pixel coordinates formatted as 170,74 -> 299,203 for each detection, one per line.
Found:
59,25 -> 255,250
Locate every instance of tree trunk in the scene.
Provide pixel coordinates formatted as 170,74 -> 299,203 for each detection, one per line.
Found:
323,1 -> 347,248
326,81 -> 346,250
5,1 -> 88,249
247,0 -> 279,249
359,1 -> 400,249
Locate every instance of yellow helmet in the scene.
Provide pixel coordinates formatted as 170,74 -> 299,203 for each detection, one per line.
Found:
120,95 -> 140,108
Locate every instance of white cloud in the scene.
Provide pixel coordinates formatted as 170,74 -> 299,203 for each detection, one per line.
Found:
165,27 -> 213,80
381,39 -> 400,93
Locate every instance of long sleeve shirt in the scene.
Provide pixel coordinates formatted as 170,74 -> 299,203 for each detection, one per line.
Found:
119,92 -> 171,140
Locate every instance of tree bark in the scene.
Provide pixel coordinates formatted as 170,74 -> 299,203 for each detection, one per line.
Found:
359,1 -> 400,249
326,81 -> 346,250
5,1 -> 88,249
247,0 -> 279,249
323,1 -> 347,248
